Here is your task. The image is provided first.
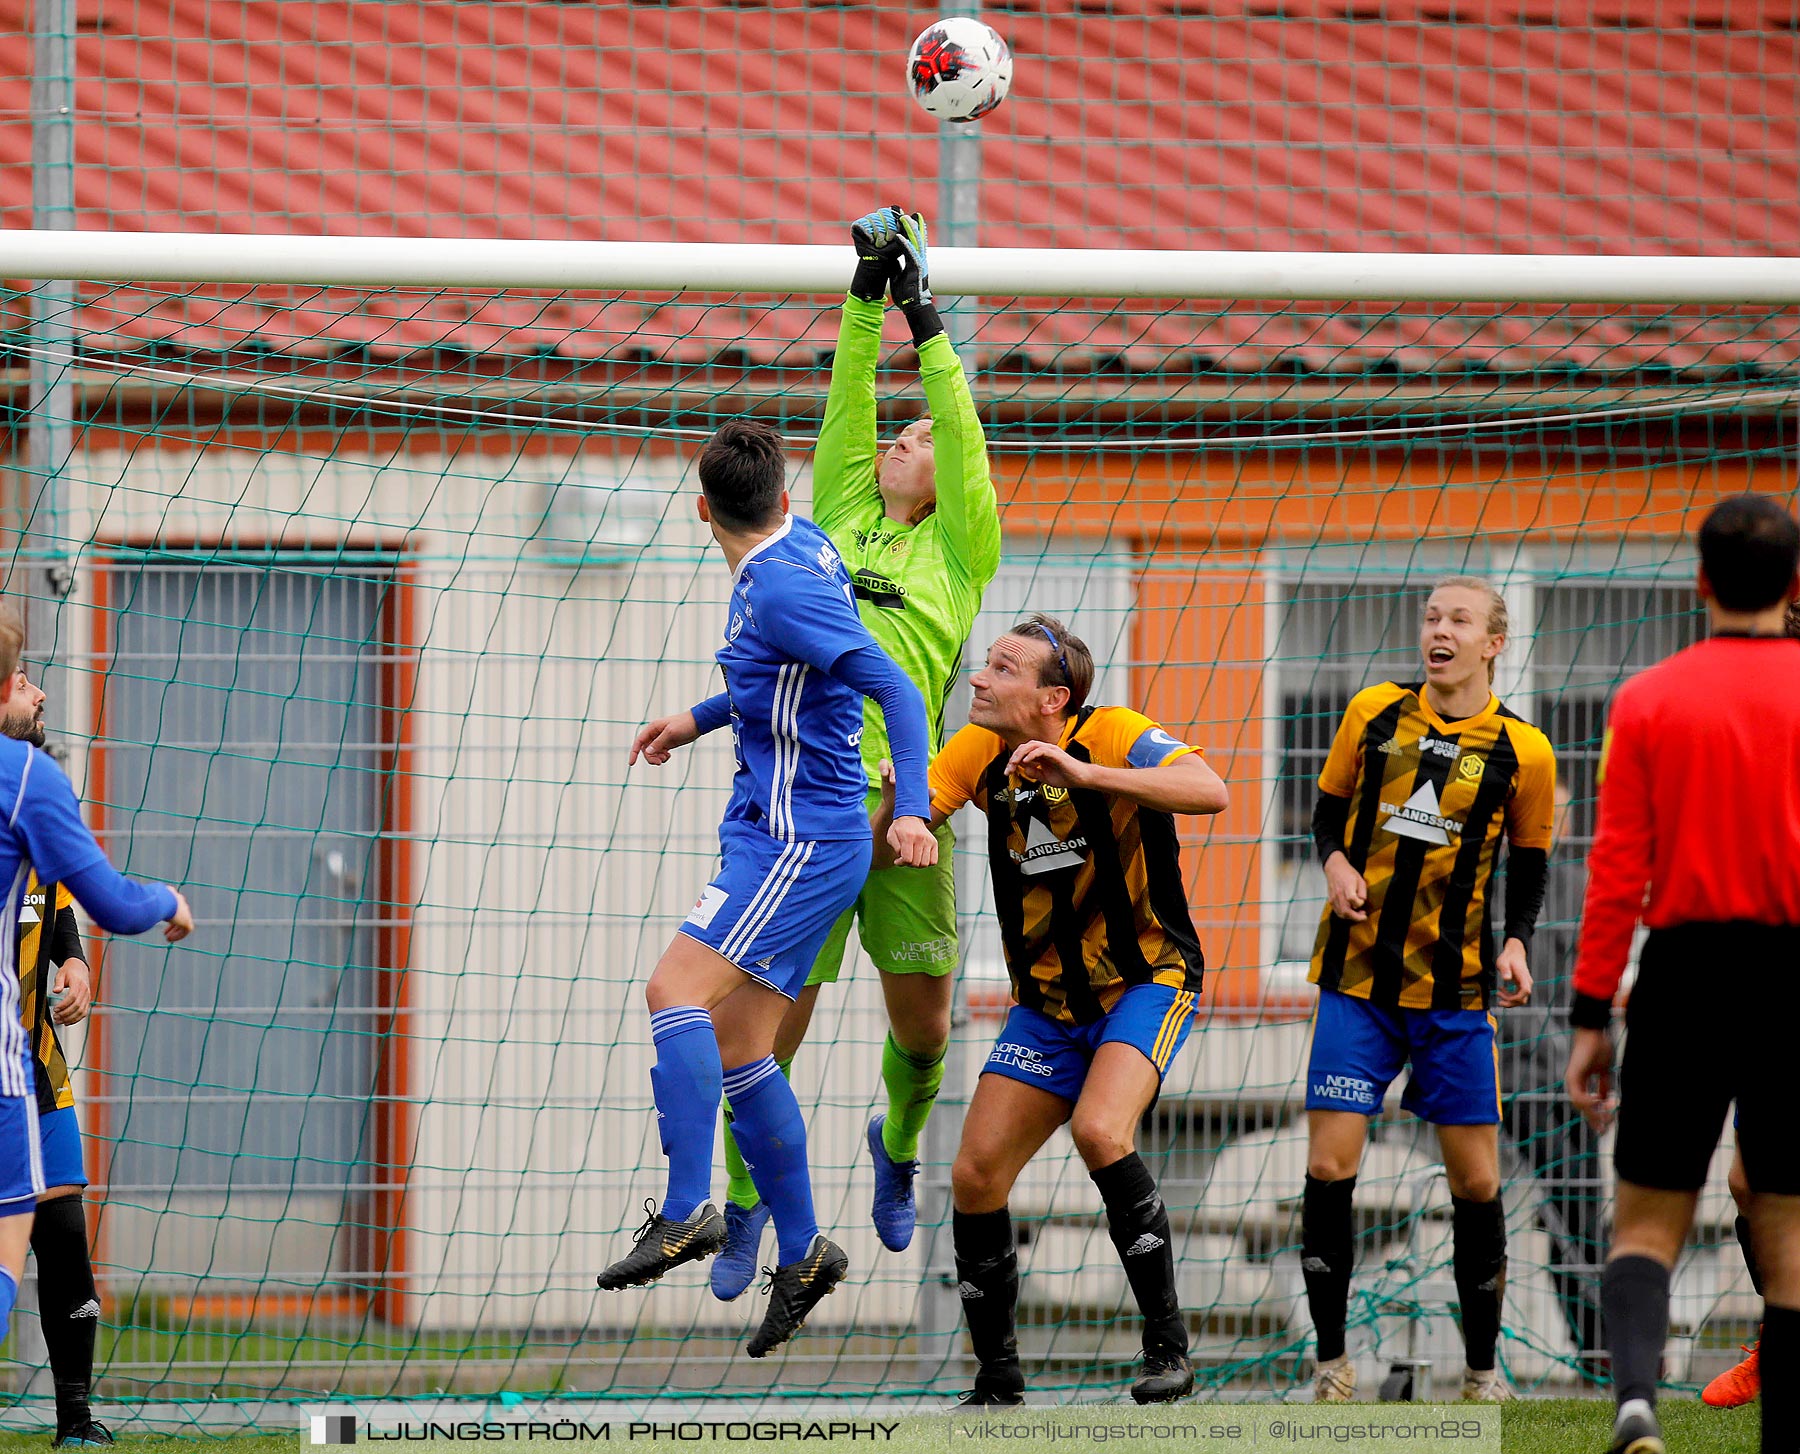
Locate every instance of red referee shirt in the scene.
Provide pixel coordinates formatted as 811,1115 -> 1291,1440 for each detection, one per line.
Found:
1573,634 -> 1800,1024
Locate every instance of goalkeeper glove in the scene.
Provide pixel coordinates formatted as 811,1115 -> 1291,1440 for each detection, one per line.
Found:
850,206 -> 944,345
850,206 -> 904,302
885,208 -> 931,308
885,208 -> 944,347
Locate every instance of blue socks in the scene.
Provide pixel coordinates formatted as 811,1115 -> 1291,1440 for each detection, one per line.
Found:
0,1264 -> 17,1341
646,1014 -> 821,1263
723,1056 -> 818,1263
649,1006 -> 722,1223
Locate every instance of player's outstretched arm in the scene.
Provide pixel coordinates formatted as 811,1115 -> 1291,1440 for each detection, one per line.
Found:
811,210 -> 895,538
901,217 -> 1000,594
752,561 -> 933,858
870,758 -> 951,871
858,207 -> 1002,593
826,642 -> 935,864
629,694 -> 729,767
10,754 -> 190,940
58,862 -> 188,941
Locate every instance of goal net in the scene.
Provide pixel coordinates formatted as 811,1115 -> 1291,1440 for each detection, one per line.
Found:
2,256 -> 1794,1417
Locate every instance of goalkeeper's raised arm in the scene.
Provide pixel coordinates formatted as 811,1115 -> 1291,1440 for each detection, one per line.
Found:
812,205 -> 1001,772
814,206 -> 1001,613
707,207 -> 1004,1300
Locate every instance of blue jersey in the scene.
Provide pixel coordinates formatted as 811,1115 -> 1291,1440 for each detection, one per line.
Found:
0,741 -> 111,1099
717,515 -> 894,842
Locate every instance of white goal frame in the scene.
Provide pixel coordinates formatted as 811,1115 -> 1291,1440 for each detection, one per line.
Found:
1,229 -> 1799,303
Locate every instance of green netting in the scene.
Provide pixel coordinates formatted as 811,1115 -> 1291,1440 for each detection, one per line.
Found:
0,0 -> 1797,1429
0,278 -> 1792,1424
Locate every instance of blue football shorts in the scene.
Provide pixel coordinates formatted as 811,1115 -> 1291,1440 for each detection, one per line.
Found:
1305,986 -> 1500,1126
37,1104 -> 88,1190
0,1091 -> 45,1215
678,820 -> 870,1000
981,981 -> 1198,1103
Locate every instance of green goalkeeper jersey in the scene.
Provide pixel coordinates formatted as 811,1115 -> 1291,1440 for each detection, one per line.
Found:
812,295 -> 1002,786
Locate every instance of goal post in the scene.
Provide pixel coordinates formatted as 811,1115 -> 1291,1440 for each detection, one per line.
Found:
0,240 -> 1794,1413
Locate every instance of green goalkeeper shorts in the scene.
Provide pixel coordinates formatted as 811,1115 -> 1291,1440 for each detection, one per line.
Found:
806,817 -> 958,985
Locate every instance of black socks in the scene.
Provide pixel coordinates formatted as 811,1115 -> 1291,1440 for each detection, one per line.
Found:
1601,1255 -> 1670,1408
957,1156 -> 1189,1395
953,1207 -> 1022,1394
1451,1195 -> 1508,1372
1302,1174 -> 1357,1363
32,1193 -> 98,1432
1091,1153 -> 1188,1360
1761,1302 -> 1797,1454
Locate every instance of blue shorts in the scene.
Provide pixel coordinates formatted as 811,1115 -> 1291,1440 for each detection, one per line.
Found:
1305,988 -> 1500,1126
37,1105 -> 87,1190
982,982 -> 1198,1104
0,1093 -> 45,1215
678,821 -> 870,1000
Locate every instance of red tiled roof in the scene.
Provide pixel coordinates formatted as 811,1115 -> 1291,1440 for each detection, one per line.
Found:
1,1 -> 1796,375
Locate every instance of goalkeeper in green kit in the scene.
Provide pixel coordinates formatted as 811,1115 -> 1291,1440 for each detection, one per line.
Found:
711,206 -> 1002,1299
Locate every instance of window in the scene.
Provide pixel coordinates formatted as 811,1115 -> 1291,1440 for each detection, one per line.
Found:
1267,580 -> 1430,964
1526,583 -> 1702,846
1264,567 -> 1702,968
1272,581 -> 1433,863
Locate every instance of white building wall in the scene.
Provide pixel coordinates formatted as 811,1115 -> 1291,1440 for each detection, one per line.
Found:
54,439 -> 930,1333
30,435 -> 1667,1384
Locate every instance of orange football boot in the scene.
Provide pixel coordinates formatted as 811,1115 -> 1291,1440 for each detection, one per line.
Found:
1700,1341 -> 1760,1409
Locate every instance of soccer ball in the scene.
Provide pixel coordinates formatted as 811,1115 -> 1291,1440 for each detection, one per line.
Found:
907,18 -> 1013,124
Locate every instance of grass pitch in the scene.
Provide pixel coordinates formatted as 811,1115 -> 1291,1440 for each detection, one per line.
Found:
1501,1398 -> 1757,1453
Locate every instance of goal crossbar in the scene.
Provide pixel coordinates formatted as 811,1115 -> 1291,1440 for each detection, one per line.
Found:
4,230 -> 1800,305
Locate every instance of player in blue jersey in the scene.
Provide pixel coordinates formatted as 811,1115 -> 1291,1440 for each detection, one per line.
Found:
2,664 -> 115,1446
598,419 -> 937,1358
0,611 -> 193,1357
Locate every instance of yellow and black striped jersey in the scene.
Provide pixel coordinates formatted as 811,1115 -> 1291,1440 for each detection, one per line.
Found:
18,871 -> 76,1113
930,705 -> 1207,1026
1310,681 -> 1556,1011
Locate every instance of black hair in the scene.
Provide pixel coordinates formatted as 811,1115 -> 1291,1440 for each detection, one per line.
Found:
696,419 -> 787,531
1698,494 -> 1800,612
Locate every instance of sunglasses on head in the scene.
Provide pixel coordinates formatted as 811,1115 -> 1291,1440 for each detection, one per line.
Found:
1032,622 -> 1072,686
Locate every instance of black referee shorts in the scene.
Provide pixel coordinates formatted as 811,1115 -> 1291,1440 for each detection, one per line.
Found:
1615,922 -> 1800,1196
